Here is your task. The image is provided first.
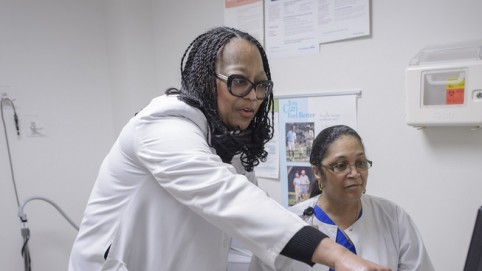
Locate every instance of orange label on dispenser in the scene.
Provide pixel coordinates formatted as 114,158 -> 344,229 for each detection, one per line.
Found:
446,77 -> 465,105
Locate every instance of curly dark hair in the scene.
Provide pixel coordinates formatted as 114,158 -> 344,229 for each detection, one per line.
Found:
172,26 -> 274,172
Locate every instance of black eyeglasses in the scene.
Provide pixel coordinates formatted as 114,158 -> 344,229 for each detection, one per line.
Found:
215,73 -> 273,100
321,160 -> 373,174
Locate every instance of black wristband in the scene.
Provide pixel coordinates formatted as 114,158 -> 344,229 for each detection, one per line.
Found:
279,226 -> 328,266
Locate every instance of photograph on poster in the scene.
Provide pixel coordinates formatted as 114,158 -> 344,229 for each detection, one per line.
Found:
285,122 -> 315,163
287,165 -> 314,206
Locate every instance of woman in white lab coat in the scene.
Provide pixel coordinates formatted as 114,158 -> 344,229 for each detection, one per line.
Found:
250,125 -> 435,271
68,27 -> 390,271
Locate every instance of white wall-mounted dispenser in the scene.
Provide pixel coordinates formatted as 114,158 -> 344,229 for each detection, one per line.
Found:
405,40 -> 482,129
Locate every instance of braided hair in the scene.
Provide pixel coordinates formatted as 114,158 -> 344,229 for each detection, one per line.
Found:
174,26 -> 274,172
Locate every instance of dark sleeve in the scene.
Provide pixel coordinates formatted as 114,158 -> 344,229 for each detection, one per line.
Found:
279,226 -> 328,266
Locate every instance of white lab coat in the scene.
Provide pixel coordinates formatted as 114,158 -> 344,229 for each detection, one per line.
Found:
68,95 -> 307,271
249,194 -> 435,271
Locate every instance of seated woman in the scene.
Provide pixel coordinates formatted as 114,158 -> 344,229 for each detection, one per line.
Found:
250,125 -> 435,271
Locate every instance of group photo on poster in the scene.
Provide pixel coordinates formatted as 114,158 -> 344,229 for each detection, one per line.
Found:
285,122 -> 314,163
277,94 -> 359,207
287,165 -> 313,206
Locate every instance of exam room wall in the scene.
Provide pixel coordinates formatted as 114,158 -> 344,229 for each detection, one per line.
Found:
254,1 -> 482,270
1,1 -> 480,271
0,1 -> 113,271
157,0 -> 482,270
0,1 -> 159,270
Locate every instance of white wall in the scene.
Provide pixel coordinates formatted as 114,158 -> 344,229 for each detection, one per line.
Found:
0,0 -> 481,270
260,1 -> 482,270
0,1 -> 115,271
0,1 -> 158,270
103,0 -> 160,132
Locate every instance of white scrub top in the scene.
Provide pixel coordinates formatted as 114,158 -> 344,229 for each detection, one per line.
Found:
250,194 -> 435,271
68,95 -> 307,271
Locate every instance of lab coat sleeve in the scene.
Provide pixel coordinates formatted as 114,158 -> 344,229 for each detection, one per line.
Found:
133,115 -> 307,268
249,254 -> 312,271
396,206 -> 435,271
249,256 -> 274,271
248,198 -> 322,271
101,258 -> 128,271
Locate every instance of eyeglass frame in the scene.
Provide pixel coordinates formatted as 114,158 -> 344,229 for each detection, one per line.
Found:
215,73 -> 273,100
320,160 -> 373,174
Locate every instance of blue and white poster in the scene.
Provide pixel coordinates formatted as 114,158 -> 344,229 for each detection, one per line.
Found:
278,94 -> 358,207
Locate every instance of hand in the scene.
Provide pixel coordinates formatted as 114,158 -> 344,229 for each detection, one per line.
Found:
333,250 -> 391,271
312,238 -> 391,271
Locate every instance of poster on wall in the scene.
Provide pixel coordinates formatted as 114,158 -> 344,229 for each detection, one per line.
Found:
223,0 -> 264,45
278,93 -> 359,207
264,0 -> 319,58
255,111 -> 279,179
264,0 -> 370,58
318,0 -> 370,44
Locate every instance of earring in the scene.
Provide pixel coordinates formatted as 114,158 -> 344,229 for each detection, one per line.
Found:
318,180 -> 323,192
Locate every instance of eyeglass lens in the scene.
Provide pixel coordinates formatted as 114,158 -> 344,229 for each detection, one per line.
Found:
331,160 -> 372,173
228,75 -> 272,100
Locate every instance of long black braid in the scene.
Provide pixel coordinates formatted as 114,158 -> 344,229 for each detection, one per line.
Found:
173,26 -> 274,172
